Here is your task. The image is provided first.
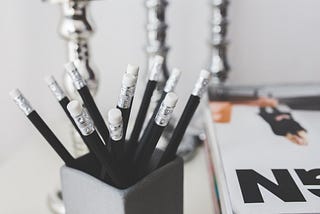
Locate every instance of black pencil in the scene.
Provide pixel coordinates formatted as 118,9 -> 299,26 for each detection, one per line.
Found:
139,68 -> 181,145
127,56 -> 164,158
133,92 -> 178,177
116,67 -> 138,142
107,108 -> 124,164
65,61 -> 110,147
10,89 -> 74,166
67,100 -> 123,187
45,76 -> 89,149
157,69 -> 211,168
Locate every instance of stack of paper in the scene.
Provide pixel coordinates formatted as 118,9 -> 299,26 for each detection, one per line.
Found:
205,104 -> 320,213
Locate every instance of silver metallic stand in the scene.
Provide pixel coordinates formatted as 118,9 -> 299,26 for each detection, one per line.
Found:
145,0 -> 170,81
46,0 -> 99,156
209,0 -> 230,84
59,0 -> 99,157
145,0 -> 203,161
145,0 -> 172,139
44,0 -> 100,213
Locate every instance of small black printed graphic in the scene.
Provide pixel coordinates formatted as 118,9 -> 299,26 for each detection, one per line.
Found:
259,107 -> 307,145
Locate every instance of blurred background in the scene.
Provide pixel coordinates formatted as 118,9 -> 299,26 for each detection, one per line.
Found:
2,0 -> 320,167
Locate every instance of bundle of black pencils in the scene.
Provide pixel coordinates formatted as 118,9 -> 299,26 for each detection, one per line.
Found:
10,55 -> 211,188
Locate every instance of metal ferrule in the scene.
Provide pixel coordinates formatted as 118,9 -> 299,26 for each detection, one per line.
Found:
164,73 -> 179,93
67,67 -> 87,90
72,108 -> 95,136
192,77 -> 211,98
155,102 -> 174,127
117,85 -> 135,109
12,93 -> 34,116
108,122 -> 123,141
48,80 -> 66,101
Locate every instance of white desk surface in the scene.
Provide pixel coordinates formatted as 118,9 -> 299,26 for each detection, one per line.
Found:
0,127 -> 214,214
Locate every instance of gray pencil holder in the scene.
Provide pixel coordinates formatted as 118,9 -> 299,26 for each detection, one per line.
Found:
60,155 -> 184,214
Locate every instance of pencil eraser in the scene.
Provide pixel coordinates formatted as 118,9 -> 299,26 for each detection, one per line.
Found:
9,88 -> 22,99
44,75 -> 56,85
149,55 -> 164,81
108,108 -> 122,124
67,100 -> 83,117
64,62 -> 77,73
126,64 -> 139,77
153,55 -> 164,65
122,73 -> 137,87
164,92 -> 178,107
200,69 -> 211,79
171,68 -> 182,78
73,59 -> 86,71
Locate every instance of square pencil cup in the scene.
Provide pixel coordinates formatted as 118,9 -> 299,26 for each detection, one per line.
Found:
60,152 -> 184,214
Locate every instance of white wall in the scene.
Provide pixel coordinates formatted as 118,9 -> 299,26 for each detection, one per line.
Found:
2,0 -> 320,162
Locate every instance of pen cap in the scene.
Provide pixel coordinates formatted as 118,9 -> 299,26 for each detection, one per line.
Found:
149,55 -> 164,81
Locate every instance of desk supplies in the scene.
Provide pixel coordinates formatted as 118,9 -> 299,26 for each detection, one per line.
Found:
107,108 -> 124,164
158,70 -> 211,167
45,76 -> 88,148
61,150 -> 183,214
67,100 -> 123,187
11,57 -> 208,190
134,92 -> 178,176
65,62 -> 110,146
10,89 -> 74,166
117,72 -> 137,142
127,56 -> 164,159
139,68 -> 181,146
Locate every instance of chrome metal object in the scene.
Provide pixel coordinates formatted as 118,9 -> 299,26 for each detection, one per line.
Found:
145,0 -> 170,80
208,0 -> 230,83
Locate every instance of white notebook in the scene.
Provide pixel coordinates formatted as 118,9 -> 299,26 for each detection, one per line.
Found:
207,105 -> 320,214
